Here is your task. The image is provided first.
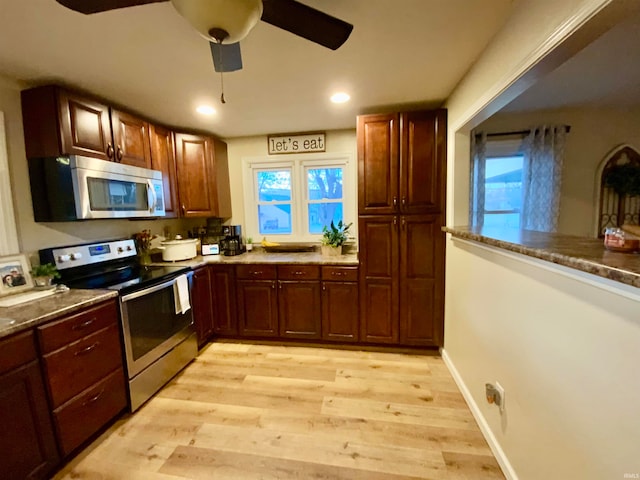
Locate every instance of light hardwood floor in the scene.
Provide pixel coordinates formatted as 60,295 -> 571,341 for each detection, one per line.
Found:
54,341 -> 505,479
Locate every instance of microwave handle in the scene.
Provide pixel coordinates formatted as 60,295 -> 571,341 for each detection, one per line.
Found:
147,180 -> 157,213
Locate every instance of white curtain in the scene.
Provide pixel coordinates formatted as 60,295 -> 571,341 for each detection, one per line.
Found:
469,131 -> 487,227
521,125 -> 566,232
0,111 -> 19,256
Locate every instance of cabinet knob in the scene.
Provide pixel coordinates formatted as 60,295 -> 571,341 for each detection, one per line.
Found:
106,143 -> 114,159
181,204 -> 186,214
272,281 -> 276,289
402,197 -> 406,207
401,217 -> 406,229
393,196 -> 398,207
116,146 -> 123,161
393,216 -> 398,226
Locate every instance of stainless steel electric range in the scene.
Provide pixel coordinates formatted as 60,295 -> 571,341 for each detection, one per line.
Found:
40,238 -> 197,411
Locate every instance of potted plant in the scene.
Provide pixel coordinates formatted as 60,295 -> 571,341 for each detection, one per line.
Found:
604,163 -> 640,196
30,262 -> 60,288
245,236 -> 253,252
321,220 -> 353,256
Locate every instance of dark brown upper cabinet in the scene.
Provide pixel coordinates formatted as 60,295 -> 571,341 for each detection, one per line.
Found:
357,110 -> 447,215
21,85 -> 151,168
149,124 -> 179,217
174,133 -> 232,218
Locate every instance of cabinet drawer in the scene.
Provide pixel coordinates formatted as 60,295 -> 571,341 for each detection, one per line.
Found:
43,324 -> 123,408
0,330 -> 37,375
53,367 -> 126,456
322,266 -> 359,282
236,264 -> 277,279
277,265 -> 320,280
38,301 -> 118,354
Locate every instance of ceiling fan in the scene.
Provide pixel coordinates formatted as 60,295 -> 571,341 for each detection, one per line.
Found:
54,0 -> 353,75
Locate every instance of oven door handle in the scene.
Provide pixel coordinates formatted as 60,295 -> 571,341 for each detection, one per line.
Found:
120,274 -> 189,303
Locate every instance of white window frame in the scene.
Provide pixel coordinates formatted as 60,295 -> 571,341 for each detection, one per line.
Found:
242,152 -> 355,243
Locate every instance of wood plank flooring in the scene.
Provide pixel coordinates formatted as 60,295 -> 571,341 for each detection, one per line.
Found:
53,341 -> 504,479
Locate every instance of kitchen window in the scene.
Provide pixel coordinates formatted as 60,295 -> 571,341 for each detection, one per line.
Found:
243,153 -> 355,242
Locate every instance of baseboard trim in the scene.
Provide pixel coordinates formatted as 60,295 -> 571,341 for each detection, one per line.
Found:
441,349 -> 519,480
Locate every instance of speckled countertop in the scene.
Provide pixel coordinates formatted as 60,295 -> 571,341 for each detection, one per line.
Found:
150,250 -> 359,268
0,289 -> 118,340
443,225 -> 640,288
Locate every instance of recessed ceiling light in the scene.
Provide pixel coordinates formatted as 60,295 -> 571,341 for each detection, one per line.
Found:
330,92 -> 350,104
196,105 -> 216,115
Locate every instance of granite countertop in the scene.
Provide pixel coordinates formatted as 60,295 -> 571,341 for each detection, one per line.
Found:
151,250 -> 359,269
0,289 -> 118,340
443,225 -> 640,288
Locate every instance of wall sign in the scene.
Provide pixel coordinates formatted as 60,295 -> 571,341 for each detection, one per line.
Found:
268,132 -> 326,155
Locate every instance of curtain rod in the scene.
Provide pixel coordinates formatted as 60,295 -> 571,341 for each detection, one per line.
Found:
476,125 -> 571,138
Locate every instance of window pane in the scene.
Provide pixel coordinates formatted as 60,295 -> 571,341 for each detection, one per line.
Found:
308,203 -> 343,234
484,213 -> 521,228
259,204 -> 291,234
307,168 -> 343,200
485,156 -> 523,212
257,170 -> 291,202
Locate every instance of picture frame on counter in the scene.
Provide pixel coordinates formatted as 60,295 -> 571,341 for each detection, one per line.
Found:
0,254 -> 33,295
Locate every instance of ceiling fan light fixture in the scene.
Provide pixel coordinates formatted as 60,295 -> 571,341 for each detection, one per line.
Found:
170,0 -> 263,44
330,92 -> 350,104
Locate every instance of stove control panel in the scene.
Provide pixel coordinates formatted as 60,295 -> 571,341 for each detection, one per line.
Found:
50,239 -> 138,270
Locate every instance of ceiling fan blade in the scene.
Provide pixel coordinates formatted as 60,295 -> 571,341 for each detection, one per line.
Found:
261,0 -> 353,50
55,0 -> 167,14
210,42 -> 243,73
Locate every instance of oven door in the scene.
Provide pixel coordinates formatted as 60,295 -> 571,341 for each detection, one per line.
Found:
119,273 -> 194,379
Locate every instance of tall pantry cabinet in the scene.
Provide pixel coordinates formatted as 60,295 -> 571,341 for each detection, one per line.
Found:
357,110 -> 446,346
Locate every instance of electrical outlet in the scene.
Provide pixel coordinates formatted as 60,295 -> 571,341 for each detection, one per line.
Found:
495,381 -> 505,413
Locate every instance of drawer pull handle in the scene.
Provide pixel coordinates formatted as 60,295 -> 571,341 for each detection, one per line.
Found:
293,271 -> 304,275
331,272 -> 344,276
75,342 -> 100,356
82,389 -> 105,407
252,271 -> 263,275
72,318 -> 96,330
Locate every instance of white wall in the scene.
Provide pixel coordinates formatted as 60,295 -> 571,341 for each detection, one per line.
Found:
224,130 -> 357,232
0,78 -> 201,259
479,106 -> 640,237
443,0 -> 640,478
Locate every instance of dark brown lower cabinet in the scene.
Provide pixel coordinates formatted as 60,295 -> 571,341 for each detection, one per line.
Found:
278,280 -> 321,339
211,265 -> 238,336
192,266 -> 214,347
322,280 -> 359,342
0,332 -> 59,480
399,215 -> 445,346
359,215 -> 399,343
237,279 -> 279,337
359,214 -> 444,346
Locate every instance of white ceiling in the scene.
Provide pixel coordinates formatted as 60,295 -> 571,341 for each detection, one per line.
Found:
0,0 -> 514,138
502,5 -> 640,113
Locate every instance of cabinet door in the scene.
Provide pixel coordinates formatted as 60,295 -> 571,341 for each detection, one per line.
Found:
149,124 -> 179,217
399,215 -> 445,346
211,265 -> 238,336
58,89 -> 113,161
174,133 -> 217,217
0,361 -> 59,480
358,215 -> 399,343
237,280 -> 279,337
322,281 -> 359,342
111,109 -> 152,168
399,110 -> 447,214
357,113 -> 399,215
192,266 -> 214,347
278,280 -> 321,339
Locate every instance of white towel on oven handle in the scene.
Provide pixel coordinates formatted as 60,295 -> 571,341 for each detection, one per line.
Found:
173,274 -> 191,315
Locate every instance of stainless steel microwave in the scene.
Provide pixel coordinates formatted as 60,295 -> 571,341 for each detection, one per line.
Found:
28,155 -> 165,221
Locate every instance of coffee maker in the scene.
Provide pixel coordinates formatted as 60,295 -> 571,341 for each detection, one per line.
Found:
220,225 -> 245,256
